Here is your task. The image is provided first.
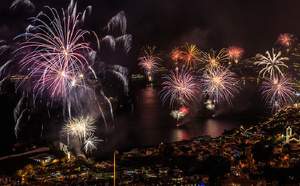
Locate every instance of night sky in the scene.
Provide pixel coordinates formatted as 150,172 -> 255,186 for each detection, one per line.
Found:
0,0 -> 298,160
1,0 -> 300,71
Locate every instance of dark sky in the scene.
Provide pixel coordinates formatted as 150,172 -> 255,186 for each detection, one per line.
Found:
1,0 -> 300,71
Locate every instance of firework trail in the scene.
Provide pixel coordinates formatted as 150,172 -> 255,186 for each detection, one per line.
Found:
0,77 -> 8,90
0,40 -> 9,56
13,94 -> 26,124
98,11 -> 132,54
87,65 -> 115,121
201,66 -> 240,106
0,60 -> 13,77
83,135 -> 103,154
14,94 -> 28,139
227,46 -> 244,63
254,48 -> 288,78
101,35 -> 132,54
8,1 -> 132,153
160,69 -> 201,108
110,65 -> 129,94
14,109 -> 27,139
115,34 -> 132,54
181,43 -> 201,69
97,101 -> 107,132
261,74 -> 295,110
101,35 -> 117,50
105,11 -> 127,35
88,66 -> 115,124
101,91 -> 114,122
10,0 -> 35,11
80,5 -> 92,24
201,48 -> 228,69
13,1 -> 130,116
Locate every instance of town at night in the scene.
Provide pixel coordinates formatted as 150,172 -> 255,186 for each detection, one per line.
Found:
1,0 -> 300,185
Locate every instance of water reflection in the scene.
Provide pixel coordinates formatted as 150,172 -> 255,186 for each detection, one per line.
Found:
96,86 -> 259,160
133,87 -> 243,143
171,129 -> 190,142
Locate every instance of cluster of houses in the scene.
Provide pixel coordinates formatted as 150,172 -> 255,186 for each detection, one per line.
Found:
116,107 -> 300,185
2,107 -> 300,185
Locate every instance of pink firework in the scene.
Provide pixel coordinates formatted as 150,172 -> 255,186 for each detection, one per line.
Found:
277,33 -> 293,46
138,55 -> 160,77
201,66 -> 240,105
179,106 -> 189,114
160,69 -> 201,108
261,74 -> 295,110
138,46 -> 161,79
227,46 -> 244,62
15,2 -> 92,99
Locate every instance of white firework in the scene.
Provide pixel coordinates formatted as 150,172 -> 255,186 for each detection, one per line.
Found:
10,0 -> 35,10
83,135 -> 103,153
110,65 -> 129,94
0,40 -> 9,56
205,99 -> 215,110
170,110 -> 186,122
254,48 -> 288,77
61,116 -> 96,140
105,11 -> 127,35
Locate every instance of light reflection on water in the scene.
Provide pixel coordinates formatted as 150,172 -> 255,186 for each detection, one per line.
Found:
132,86 -> 243,143
96,86 -> 260,159
170,129 -> 190,142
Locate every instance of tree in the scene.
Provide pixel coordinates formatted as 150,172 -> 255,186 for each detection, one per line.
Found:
252,140 -> 273,163
198,155 -> 231,185
162,146 -> 174,158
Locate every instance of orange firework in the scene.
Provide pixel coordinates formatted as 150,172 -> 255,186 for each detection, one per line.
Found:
201,48 -> 229,68
181,43 -> 201,69
227,46 -> 244,63
171,47 -> 182,62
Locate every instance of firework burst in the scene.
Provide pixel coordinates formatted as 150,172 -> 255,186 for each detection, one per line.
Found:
254,48 -> 288,78
227,46 -> 244,63
83,135 -> 103,154
61,116 -> 96,140
171,47 -> 182,62
160,69 -> 200,108
261,75 -> 295,110
201,48 -> 229,68
277,33 -> 293,46
138,46 -> 161,81
0,40 -> 9,56
179,106 -> 189,115
170,110 -> 186,122
14,2 -> 93,99
181,43 -> 201,69
201,66 -> 240,105
138,55 -> 160,77
11,1 -> 132,138
204,99 -> 215,110
6,1 -> 133,155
